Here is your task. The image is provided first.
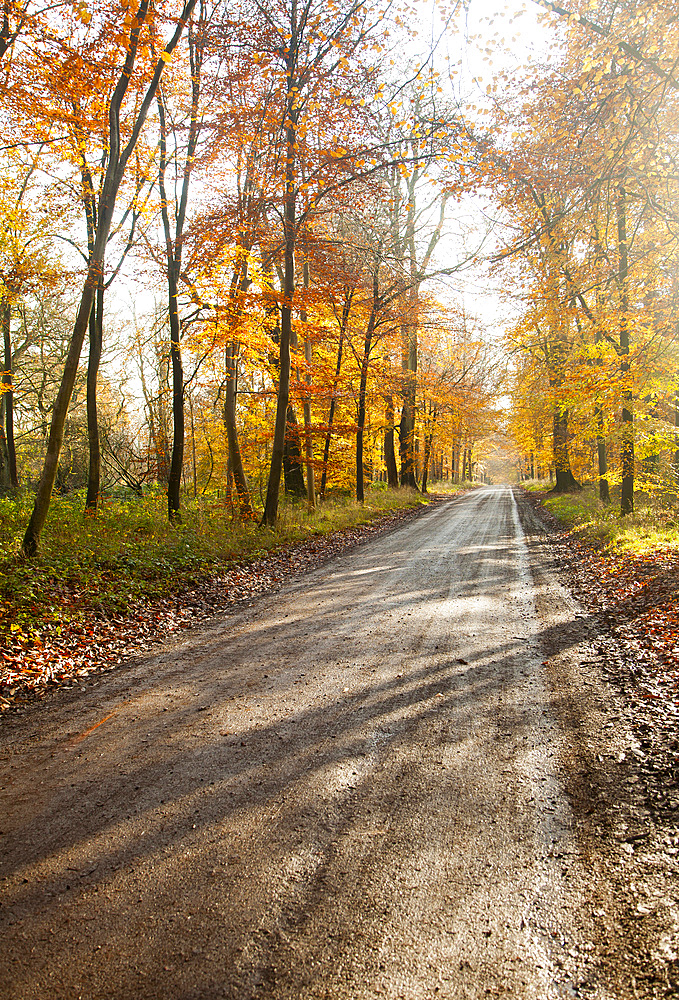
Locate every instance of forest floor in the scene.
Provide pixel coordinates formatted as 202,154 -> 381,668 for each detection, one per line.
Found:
0,485 -> 678,999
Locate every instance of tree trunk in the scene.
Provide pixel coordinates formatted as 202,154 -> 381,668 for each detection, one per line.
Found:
356,299 -> 377,504
552,406 -> 581,492
617,185 -> 634,515
85,279 -> 104,510
158,16 -> 203,523
167,274 -> 184,523
421,433 -> 433,494
300,260 -> 315,509
420,403 -> 436,495
21,0 -> 197,556
399,362 -> 418,488
223,338 -> 253,518
0,299 -> 12,491
3,300 -> 17,488
398,403 -> 408,484
595,406 -> 610,504
0,402 -> 9,493
189,393 -> 197,497
319,292 -> 350,500
384,395 -> 399,489
283,404 -> 306,496
263,62 -> 297,526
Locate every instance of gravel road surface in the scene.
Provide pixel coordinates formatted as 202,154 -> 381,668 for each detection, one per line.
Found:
0,487 -> 650,998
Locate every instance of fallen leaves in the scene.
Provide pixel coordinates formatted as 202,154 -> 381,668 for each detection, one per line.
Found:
0,501 -> 432,713
524,489 -> 679,824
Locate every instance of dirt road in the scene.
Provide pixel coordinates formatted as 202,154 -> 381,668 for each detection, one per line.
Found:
0,487 -> 665,998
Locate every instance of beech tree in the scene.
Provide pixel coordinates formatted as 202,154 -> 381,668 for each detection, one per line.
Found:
156,2 -> 211,522
21,0 -> 198,556
218,0 -> 399,525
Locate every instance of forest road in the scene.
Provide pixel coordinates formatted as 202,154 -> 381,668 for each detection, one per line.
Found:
0,486 -> 631,999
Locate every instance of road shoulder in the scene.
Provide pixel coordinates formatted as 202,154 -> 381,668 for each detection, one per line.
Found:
518,490 -> 679,1000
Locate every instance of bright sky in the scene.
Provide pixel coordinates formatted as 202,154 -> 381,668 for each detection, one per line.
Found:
405,0 -> 562,347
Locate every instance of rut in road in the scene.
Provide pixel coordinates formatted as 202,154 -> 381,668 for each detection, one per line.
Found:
1,486 -> 599,999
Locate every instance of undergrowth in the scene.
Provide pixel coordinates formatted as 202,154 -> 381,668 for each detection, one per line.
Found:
0,486 -> 427,640
538,482 -> 679,556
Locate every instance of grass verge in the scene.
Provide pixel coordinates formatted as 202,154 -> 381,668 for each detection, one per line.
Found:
536,482 -> 679,556
0,486 -> 428,643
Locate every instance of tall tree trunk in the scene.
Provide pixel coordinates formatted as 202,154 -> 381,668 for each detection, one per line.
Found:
595,406 -> 610,504
0,299 -> 12,490
421,434 -> 433,494
189,393 -> 197,497
552,406 -> 580,492
85,279 -> 104,509
420,404 -> 437,494
319,290 -> 350,500
356,295 -> 378,504
166,275 -> 184,522
22,0 -> 197,557
384,395 -> 399,489
3,300 -> 17,488
0,401 -> 9,493
300,259 -> 315,509
283,404 -> 305,496
674,394 -> 679,485
80,127 -> 102,513
223,338 -> 253,517
263,51 -> 298,526
617,185 -> 634,515
399,332 -> 418,488
158,13 -> 204,524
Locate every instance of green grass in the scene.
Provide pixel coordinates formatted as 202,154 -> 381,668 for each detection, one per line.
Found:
0,486 -> 427,640
520,479 -> 551,493
424,480 -> 480,495
539,483 -> 679,556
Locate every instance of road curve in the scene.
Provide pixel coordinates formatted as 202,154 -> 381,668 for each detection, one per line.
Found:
1,486 -> 601,999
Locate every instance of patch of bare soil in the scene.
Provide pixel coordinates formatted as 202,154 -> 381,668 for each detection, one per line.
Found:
519,493 -> 679,999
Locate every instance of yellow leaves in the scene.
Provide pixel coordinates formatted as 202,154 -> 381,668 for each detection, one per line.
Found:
160,51 -> 172,64
73,1 -> 91,25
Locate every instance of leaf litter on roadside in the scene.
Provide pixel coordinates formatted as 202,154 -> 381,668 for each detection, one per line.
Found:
524,490 -> 679,825
0,503 -> 432,713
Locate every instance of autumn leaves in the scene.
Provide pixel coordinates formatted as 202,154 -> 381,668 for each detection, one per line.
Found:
495,1 -> 679,508
0,0 -> 494,554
